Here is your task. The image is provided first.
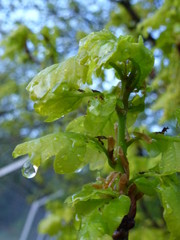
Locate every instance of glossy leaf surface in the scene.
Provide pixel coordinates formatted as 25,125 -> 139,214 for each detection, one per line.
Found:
27,57 -> 88,100
66,184 -> 119,206
13,132 -> 108,174
156,175 -> 180,240
102,196 -> 131,235
84,94 -> 118,136
134,177 -> 158,196
78,30 -> 154,87
26,57 -> 95,121
66,94 -> 118,137
143,134 -> 180,175
76,195 -> 130,239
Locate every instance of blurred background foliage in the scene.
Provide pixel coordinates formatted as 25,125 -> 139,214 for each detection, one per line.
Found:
0,0 -> 179,239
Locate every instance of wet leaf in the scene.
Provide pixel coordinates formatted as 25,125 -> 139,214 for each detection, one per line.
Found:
26,57 -> 96,121
156,174 -> 180,240
66,184 -> 119,206
74,195 -> 130,239
84,94 -> 118,136
102,196 -> 131,235
134,177 -> 158,196
78,30 -> 154,88
13,132 -> 108,174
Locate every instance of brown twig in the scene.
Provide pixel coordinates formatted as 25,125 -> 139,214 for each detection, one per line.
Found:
113,184 -> 143,240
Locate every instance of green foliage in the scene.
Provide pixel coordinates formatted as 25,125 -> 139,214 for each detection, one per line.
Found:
9,2 -> 180,239
27,57 -> 90,121
67,185 -> 130,239
13,131 -> 107,173
0,25 -> 34,62
156,174 -> 180,240
76,196 -> 130,239
78,30 -> 154,87
38,201 -> 76,239
142,134 -> 180,175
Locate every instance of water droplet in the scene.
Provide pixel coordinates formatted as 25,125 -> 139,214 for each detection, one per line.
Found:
22,160 -> 38,179
75,168 -> 83,173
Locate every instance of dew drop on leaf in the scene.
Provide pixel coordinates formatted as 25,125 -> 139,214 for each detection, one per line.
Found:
22,160 -> 38,179
75,168 -> 83,173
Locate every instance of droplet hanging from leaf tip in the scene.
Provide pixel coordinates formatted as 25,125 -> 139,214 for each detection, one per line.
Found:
22,160 -> 38,179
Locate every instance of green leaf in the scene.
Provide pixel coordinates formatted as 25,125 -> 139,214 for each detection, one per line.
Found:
127,142 -> 161,178
27,57 -> 88,100
34,89 -> 92,122
13,132 -> 108,174
78,30 -> 154,88
159,141 -> 180,175
84,94 -> 118,136
129,94 -> 145,113
78,208 -> 108,240
26,57 -> 94,121
78,30 -> 117,84
130,227 -> 169,240
66,94 -> 118,137
13,133 -> 62,165
53,133 -> 87,173
102,196 -> 131,235
142,134 -> 180,175
66,184 -> 119,206
66,116 -> 86,134
110,35 -> 154,87
85,138 -> 108,170
156,175 -> 180,240
76,195 -> 130,239
134,177 -> 158,196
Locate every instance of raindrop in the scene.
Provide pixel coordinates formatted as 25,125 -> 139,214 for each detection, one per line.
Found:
75,167 -> 83,173
22,160 -> 38,179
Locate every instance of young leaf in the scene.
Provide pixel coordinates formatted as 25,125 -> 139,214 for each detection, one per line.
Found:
156,174 -> 180,240
110,35 -> 154,87
76,196 -> 130,239
102,196 -> 131,235
77,30 -> 117,84
27,56 -> 88,100
26,57 -> 96,121
66,184 -> 119,206
53,133 -> 87,174
66,116 -> 86,134
34,89 -> 92,122
134,177 -> 158,196
78,30 -> 154,88
84,94 -> 118,136
13,132 -> 108,174
66,94 -> 118,137
77,208 -> 108,240
143,134 -> 180,175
